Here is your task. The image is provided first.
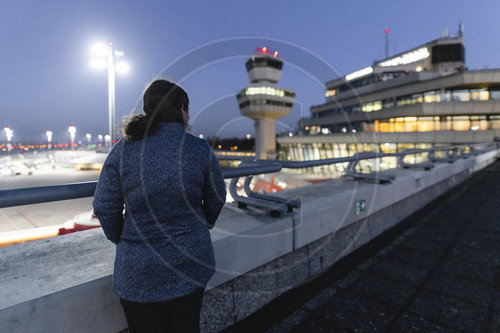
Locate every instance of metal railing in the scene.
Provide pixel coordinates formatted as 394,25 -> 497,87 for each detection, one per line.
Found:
225,143 -> 496,216
0,143 -> 496,216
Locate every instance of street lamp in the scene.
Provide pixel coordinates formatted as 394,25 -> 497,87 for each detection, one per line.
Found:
68,125 -> 76,150
46,130 -> 53,150
90,41 -> 129,148
104,135 -> 111,147
86,133 -> 92,146
4,127 -> 13,152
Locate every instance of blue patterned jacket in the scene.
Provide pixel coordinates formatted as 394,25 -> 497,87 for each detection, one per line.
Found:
93,122 -> 226,302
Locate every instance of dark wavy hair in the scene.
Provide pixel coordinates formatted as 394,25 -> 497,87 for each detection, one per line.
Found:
124,79 -> 189,141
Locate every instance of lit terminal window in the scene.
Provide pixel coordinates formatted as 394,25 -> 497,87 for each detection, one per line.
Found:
470,89 -> 489,101
362,101 -> 382,112
325,89 -> 337,97
424,91 -> 441,103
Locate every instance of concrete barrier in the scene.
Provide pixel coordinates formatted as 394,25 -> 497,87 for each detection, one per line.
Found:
0,149 -> 498,332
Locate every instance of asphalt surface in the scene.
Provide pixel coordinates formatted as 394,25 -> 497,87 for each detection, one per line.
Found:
225,159 -> 500,332
0,169 -> 99,232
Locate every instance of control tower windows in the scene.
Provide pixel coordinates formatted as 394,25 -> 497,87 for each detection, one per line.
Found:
245,57 -> 283,71
238,87 -> 295,98
239,99 -> 293,109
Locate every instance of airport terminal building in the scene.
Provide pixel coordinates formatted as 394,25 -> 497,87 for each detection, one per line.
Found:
278,28 -> 500,165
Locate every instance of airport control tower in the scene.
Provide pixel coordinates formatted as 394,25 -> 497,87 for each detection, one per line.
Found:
237,47 -> 295,159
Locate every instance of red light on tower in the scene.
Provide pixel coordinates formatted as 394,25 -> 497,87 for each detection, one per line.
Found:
257,46 -> 271,55
384,29 -> 389,34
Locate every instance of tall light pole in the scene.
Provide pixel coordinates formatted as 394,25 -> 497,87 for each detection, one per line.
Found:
4,127 -> 13,152
90,41 -> 129,148
107,42 -> 116,146
384,29 -> 390,58
68,125 -> 76,150
46,130 -> 53,150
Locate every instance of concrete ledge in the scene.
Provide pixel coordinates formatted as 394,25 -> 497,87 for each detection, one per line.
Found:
0,149 -> 497,333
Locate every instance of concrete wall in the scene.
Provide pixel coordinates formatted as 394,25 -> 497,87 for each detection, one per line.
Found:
0,149 -> 498,333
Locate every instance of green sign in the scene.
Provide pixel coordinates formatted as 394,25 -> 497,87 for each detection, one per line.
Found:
356,200 -> 367,214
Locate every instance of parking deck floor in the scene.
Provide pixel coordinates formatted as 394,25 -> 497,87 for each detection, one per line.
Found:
225,159 -> 500,332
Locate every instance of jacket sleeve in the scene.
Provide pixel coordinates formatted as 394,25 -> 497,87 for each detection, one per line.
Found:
93,146 -> 124,244
203,148 -> 226,228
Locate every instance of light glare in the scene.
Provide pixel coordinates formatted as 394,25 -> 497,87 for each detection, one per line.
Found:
116,61 -> 130,74
90,58 -> 107,70
91,43 -> 108,57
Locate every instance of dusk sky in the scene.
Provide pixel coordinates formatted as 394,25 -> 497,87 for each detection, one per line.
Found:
2,1 -> 500,142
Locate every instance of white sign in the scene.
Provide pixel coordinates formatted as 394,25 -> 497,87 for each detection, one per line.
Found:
379,47 -> 430,67
346,66 -> 373,81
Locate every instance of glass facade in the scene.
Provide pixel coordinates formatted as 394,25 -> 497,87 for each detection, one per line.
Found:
277,141 -> 435,181
316,88 -> 492,119
239,99 -> 293,109
371,115 -> 498,132
245,57 -> 283,71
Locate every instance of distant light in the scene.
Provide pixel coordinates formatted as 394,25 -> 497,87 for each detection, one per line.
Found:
416,66 -> 423,72
246,134 -> 251,140
325,89 -> 337,97
341,127 -> 347,133
217,144 -> 222,149
288,132 -> 293,137
4,127 -> 13,141
346,66 -> 373,81
199,134 -> 204,139
46,130 -> 53,142
234,146 -> 238,150
115,61 -> 130,74
108,41 -> 113,46
384,142 -> 391,147
86,133 -> 92,140
262,47 -> 267,53
352,129 -> 357,133
114,50 -> 124,57
384,29 -> 389,34
322,128 -> 331,135
471,126 -> 479,131
273,51 -> 279,58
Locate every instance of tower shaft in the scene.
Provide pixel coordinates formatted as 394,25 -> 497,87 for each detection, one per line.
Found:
254,118 -> 277,159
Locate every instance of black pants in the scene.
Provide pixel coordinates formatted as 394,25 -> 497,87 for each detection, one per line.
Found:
120,287 -> 205,333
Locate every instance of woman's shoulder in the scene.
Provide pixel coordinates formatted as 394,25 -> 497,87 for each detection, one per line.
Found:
185,133 -> 210,149
103,139 -> 124,164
